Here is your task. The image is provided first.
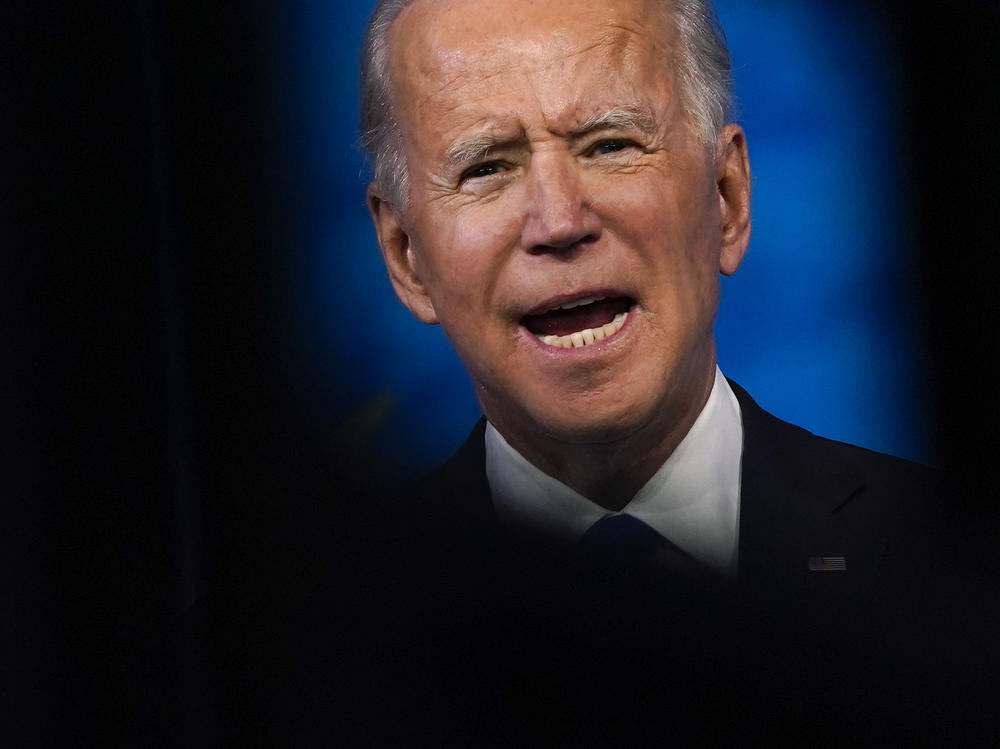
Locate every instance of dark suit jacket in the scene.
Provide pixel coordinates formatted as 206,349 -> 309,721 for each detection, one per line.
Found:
338,380 -> 997,746
212,381 -> 997,746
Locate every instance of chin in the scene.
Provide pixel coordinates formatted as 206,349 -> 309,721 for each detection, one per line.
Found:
526,394 -> 661,447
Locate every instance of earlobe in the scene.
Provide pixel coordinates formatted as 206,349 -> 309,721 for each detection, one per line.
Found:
367,186 -> 439,325
715,124 -> 752,277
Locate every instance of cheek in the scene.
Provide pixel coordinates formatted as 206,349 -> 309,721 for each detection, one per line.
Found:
420,202 -> 521,309
603,173 -> 721,323
603,173 -> 719,261
597,164 -> 715,224
656,174 -> 719,266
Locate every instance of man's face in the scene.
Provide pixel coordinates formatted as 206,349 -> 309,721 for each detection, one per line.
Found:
371,0 -> 750,452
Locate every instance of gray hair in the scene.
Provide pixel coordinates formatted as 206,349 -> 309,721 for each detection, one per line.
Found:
359,0 -> 733,210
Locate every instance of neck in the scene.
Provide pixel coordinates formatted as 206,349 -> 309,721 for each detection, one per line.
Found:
493,364 -> 717,512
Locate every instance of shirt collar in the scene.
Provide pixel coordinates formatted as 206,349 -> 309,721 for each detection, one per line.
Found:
485,366 -> 744,574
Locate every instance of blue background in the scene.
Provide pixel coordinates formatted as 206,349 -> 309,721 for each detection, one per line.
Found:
285,0 -> 935,478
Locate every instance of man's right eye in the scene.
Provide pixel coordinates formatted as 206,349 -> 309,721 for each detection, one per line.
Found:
461,162 -> 504,181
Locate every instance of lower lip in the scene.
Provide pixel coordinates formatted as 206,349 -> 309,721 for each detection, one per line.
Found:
521,306 -> 636,355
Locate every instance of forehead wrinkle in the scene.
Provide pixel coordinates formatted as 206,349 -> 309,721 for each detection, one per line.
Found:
408,9 -> 657,105
392,0 -> 684,169
441,101 -> 657,170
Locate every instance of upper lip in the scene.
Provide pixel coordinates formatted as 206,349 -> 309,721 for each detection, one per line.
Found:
520,288 -> 633,318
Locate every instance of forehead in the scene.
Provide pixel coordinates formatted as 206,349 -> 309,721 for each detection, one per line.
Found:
388,0 -> 677,142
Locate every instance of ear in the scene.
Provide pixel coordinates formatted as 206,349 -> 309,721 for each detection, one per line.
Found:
715,124 -> 752,276
367,186 -> 439,325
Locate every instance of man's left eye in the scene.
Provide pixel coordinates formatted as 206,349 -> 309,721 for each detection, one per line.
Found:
590,139 -> 635,156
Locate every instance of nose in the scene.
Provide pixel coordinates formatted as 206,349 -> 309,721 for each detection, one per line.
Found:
521,155 -> 602,254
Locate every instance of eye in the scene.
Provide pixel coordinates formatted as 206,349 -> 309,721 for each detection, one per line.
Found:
590,139 -> 636,156
460,161 -> 505,182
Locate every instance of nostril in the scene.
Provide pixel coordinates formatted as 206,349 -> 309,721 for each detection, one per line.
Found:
528,231 -> 600,256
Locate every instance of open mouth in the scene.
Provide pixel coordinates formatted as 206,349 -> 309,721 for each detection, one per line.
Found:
521,296 -> 635,349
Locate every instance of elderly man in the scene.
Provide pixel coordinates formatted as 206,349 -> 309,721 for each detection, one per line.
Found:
348,0 -> 995,743
366,0 -> 751,565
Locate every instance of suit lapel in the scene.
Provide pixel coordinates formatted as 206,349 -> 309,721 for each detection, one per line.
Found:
419,418 -> 494,528
731,380 -> 888,601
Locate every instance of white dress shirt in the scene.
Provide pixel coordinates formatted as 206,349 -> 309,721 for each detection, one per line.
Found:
485,367 -> 744,576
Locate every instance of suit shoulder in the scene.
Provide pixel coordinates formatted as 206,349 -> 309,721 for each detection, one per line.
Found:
730,378 -> 954,518
731,378 -> 938,476
805,428 -> 940,490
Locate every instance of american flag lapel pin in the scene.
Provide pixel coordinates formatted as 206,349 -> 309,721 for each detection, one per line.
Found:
808,556 -> 846,572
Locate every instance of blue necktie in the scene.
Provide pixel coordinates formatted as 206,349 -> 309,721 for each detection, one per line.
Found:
580,514 -> 664,563
579,513 -> 700,578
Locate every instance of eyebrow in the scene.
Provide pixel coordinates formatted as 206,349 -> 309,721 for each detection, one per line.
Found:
442,105 -> 658,172
443,130 -> 526,173
569,105 -> 658,139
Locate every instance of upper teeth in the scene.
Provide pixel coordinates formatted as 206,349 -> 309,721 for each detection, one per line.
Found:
556,295 -> 605,311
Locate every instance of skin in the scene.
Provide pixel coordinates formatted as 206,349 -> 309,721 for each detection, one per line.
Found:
369,0 -> 751,510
